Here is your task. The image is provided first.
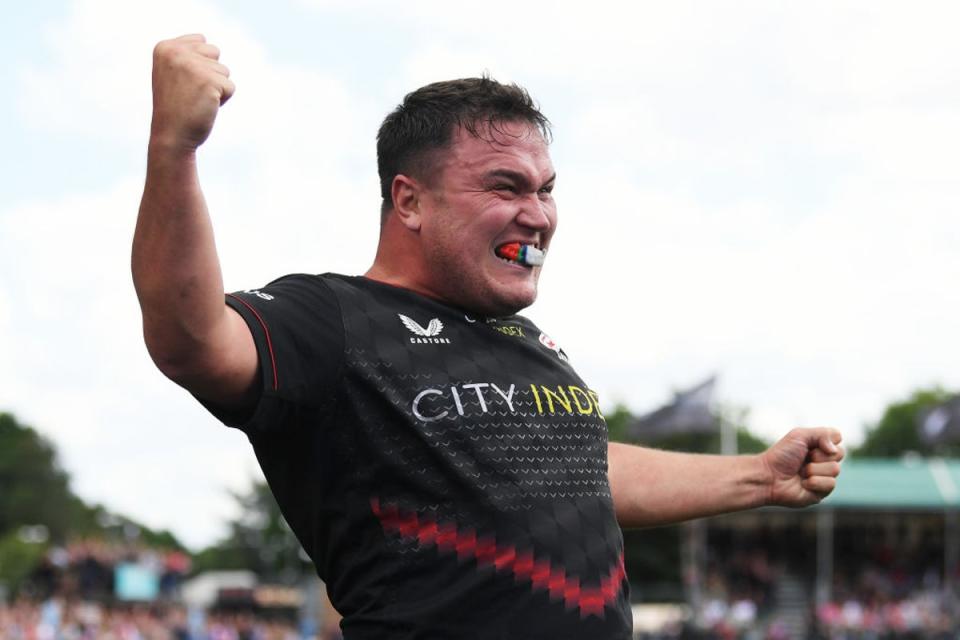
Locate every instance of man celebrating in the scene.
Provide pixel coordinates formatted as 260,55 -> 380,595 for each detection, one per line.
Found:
133,35 -> 843,639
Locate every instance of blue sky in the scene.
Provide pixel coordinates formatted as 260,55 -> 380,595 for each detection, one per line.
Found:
3,0 -> 960,548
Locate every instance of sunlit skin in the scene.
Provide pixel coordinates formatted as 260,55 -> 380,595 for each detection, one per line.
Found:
367,121 -> 557,317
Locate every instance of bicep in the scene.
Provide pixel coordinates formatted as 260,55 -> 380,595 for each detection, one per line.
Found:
168,305 -> 261,412
607,443 -> 692,527
607,442 -> 641,514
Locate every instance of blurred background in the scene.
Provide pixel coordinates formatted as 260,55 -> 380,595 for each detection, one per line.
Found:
2,1 -> 960,637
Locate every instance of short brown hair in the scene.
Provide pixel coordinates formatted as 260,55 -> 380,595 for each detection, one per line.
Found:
376,76 -> 551,215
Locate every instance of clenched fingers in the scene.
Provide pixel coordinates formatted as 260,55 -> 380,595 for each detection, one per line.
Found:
803,460 -> 841,478
194,43 -> 221,60
802,475 -> 838,496
809,446 -> 845,464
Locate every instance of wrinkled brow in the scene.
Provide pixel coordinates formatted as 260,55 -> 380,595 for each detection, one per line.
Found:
483,169 -> 557,189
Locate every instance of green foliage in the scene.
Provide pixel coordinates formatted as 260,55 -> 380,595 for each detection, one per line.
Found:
605,404 -> 633,443
0,413 -> 79,541
0,412 -> 185,555
193,481 -> 312,583
0,531 -> 48,593
139,528 -> 185,550
854,386 -> 955,458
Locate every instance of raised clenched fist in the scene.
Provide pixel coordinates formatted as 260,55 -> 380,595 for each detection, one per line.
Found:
150,34 -> 235,151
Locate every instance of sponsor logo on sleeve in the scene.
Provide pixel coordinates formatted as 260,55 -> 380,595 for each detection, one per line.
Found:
243,289 -> 275,301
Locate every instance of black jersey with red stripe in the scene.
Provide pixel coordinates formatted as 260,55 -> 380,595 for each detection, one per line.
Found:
213,273 -> 632,639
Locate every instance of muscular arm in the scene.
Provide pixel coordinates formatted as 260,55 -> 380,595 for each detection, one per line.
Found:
132,35 -> 258,408
608,427 -> 843,529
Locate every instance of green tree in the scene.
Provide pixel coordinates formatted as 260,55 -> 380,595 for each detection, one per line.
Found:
605,404 -> 633,443
193,481 -> 312,583
854,386 -> 955,457
0,413 -> 91,541
0,412 -> 184,547
0,530 -> 49,593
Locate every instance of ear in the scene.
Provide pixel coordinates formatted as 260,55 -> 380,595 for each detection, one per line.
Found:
390,174 -> 423,232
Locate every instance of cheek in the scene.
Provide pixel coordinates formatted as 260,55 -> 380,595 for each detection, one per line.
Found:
545,205 -> 559,238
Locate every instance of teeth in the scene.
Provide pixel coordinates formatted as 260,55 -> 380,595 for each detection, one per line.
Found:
495,242 -> 545,267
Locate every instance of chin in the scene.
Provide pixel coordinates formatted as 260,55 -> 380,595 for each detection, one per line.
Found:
467,285 -> 537,318
433,260 -> 539,316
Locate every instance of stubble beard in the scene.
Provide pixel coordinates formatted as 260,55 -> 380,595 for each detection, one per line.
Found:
426,246 -> 538,318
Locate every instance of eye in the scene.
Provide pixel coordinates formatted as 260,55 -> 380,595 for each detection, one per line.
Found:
538,184 -> 554,195
494,183 -> 518,193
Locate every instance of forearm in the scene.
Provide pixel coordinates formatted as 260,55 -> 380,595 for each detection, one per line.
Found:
132,141 -> 230,377
607,442 -> 772,529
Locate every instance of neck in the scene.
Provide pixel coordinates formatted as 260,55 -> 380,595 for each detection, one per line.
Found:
365,217 -> 433,296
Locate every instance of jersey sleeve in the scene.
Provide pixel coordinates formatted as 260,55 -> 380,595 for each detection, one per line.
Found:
200,273 -> 344,432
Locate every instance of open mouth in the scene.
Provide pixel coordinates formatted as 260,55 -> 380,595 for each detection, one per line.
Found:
495,242 -> 545,267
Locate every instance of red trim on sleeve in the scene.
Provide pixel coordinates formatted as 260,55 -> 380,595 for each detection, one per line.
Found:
227,294 -> 279,391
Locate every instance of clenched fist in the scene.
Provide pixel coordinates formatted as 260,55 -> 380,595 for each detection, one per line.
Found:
761,427 -> 844,507
150,34 -> 235,151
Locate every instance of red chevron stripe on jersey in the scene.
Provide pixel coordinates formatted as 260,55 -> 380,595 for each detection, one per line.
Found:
371,498 -> 627,619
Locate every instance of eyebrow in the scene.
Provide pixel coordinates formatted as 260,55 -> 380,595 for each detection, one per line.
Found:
484,169 -> 557,189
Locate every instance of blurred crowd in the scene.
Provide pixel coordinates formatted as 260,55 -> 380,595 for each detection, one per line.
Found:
688,531 -> 785,639
639,518 -> 960,639
23,539 -> 191,602
0,599 -> 303,640
813,531 -> 957,638
698,547 -> 777,632
8,522 -> 960,639
1,539 -> 338,640
813,591 -> 957,639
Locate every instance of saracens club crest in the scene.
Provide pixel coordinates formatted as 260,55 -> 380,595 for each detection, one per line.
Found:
539,332 -> 569,362
398,314 -> 452,344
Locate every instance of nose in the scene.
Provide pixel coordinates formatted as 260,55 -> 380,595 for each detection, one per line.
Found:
516,193 -> 554,232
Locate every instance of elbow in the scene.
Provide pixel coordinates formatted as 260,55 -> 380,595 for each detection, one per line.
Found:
141,324 -> 212,387
144,334 -> 198,385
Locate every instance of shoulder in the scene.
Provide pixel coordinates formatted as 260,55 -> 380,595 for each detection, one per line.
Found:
507,314 -> 572,363
228,273 -> 346,307
225,274 -> 348,343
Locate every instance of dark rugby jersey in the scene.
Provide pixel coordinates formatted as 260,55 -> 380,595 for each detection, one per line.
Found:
212,274 -> 631,639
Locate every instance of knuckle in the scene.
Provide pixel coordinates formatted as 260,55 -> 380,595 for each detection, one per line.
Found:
153,40 -> 172,59
156,46 -> 190,70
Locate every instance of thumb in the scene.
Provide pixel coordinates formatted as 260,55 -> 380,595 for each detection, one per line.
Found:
797,427 -> 841,454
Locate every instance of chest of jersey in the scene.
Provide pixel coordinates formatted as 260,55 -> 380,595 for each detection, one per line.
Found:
327,278 -> 611,516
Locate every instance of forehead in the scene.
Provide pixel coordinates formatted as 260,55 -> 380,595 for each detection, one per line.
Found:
440,120 -> 554,181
